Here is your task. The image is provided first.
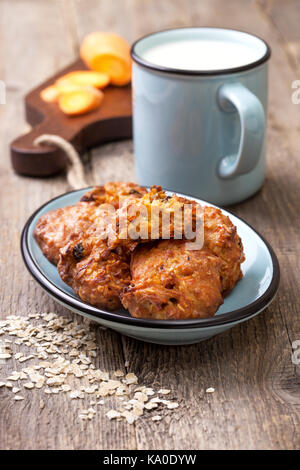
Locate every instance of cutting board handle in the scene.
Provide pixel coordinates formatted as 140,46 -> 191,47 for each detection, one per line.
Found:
10,59 -> 132,178
10,118 -> 75,177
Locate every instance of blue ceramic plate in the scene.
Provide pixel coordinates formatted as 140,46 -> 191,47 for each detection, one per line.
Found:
21,188 -> 280,345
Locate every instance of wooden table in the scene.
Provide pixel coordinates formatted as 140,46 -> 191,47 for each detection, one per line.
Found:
0,0 -> 299,450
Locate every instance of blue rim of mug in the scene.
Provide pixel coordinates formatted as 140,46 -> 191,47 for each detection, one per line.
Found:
131,27 -> 271,76
21,187 -> 280,330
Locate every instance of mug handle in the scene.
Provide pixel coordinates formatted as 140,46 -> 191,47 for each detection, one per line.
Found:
217,82 -> 265,179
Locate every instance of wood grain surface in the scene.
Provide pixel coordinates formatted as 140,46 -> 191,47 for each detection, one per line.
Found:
0,0 -> 299,450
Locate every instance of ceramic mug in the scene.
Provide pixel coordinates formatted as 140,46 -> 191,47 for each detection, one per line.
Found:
131,28 -> 271,206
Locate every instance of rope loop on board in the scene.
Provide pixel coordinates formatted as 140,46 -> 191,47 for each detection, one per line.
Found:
33,134 -> 87,189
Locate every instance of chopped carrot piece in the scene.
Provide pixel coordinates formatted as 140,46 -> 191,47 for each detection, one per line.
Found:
56,82 -> 85,94
56,70 -> 110,90
58,86 -> 103,116
40,85 -> 59,103
80,32 -> 132,86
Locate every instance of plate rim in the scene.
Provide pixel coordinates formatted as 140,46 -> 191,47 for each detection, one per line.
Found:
21,187 -> 280,330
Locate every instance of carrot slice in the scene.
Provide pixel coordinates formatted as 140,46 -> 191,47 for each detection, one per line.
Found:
80,32 -> 132,86
56,70 -> 110,90
40,85 -> 59,103
56,82 -> 86,94
58,86 -> 103,116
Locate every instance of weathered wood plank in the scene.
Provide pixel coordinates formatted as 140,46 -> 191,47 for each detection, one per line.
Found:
257,0 -> 300,71
73,0 -> 300,450
0,0 -> 299,450
124,0 -> 300,450
0,0 -> 135,450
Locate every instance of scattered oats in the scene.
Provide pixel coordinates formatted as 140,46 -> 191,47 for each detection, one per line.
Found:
18,355 -> 34,363
39,361 -> 50,368
29,372 -> 45,384
145,402 -> 158,410
124,373 -> 138,385
107,380 -> 122,390
161,399 -> 170,405
130,401 -> 144,417
97,383 -> 112,397
79,414 -> 88,420
38,352 -> 48,360
43,313 -> 56,322
134,392 -> 148,403
69,390 -> 84,399
35,379 -> 45,389
114,370 -> 124,377
0,353 -> 11,359
7,373 -> 20,381
98,371 -> 109,381
167,402 -> 179,409
158,389 -> 171,395
84,386 -> 98,394
28,313 -> 40,319
24,382 -> 34,389
150,397 -> 163,404
122,411 -> 136,424
106,410 -> 121,420
0,312 -> 181,426
46,377 -> 64,387
206,387 -> 215,394
73,369 -> 84,378
152,415 -> 162,421
115,386 -> 128,396
79,354 -> 91,365
40,399 -> 45,409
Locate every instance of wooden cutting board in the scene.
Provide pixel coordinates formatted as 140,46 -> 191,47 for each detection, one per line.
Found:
10,59 -> 132,177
